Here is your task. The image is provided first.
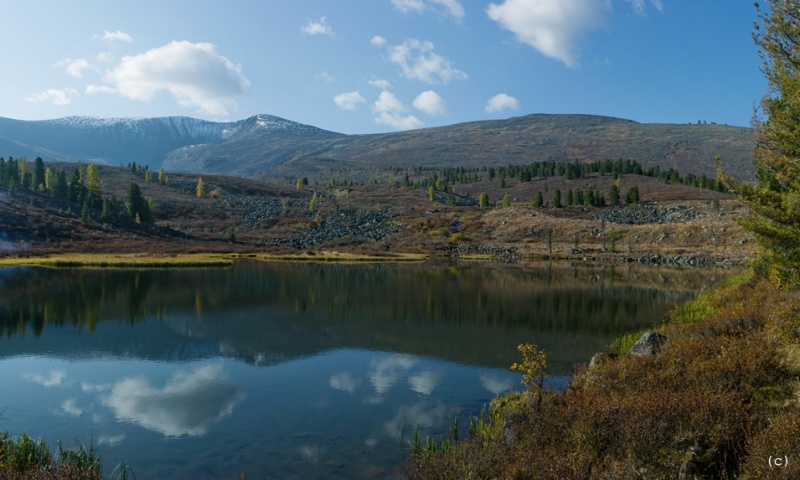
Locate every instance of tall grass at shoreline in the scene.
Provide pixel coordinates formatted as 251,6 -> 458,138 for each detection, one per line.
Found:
0,251 -> 428,268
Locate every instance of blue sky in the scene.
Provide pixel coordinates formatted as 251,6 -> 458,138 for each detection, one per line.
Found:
3,0 -> 764,134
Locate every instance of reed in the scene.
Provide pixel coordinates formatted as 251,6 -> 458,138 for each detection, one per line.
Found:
0,431 -> 102,479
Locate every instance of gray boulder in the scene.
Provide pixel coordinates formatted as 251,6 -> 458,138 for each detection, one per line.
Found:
630,332 -> 667,356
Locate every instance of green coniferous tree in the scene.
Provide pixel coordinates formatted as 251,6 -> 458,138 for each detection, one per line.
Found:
609,184 -> 620,206
127,182 -> 153,224
502,193 -> 511,208
52,170 -> 68,200
626,186 -> 640,205
534,191 -> 544,208
101,197 -> 112,223
552,189 -> 562,208
32,157 -> 46,193
81,200 -> 90,223
722,0 -> 800,286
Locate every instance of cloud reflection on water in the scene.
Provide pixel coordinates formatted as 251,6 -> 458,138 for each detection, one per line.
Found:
408,371 -> 444,396
61,398 -> 83,417
23,370 -> 69,387
103,364 -> 244,437
329,372 -> 360,394
479,374 -> 516,396
369,354 -> 415,395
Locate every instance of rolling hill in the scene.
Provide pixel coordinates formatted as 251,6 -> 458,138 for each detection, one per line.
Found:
0,113 -> 756,181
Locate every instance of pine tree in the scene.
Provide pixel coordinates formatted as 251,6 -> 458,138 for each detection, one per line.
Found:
534,191 -> 543,208
101,198 -> 111,223
722,0 -> 800,286
626,186 -> 640,205
609,184 -> 620,206
32,157 -> 46,193
479,192 -> 489,208
552,189 -> 562,208
502,193 -> 511,208
127,182 -> 153,224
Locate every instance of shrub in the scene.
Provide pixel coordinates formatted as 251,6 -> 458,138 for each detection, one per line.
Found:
405,278 -> 800,480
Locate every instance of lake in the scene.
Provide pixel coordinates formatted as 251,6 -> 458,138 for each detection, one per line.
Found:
0,260 -> 733,479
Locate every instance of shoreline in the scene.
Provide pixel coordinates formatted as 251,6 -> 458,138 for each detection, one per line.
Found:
0,249 -> 749,268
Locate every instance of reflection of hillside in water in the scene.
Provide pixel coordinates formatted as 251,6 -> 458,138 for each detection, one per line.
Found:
0,262 -> 735,370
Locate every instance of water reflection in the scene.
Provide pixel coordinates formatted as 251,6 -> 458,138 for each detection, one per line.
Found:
23,370 -> 69,387
0,261 -> 739,478
0,261 -> 731,373
103,364 -> 244,437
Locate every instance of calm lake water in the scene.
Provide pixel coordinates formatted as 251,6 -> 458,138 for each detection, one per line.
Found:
0,260 -> 733,479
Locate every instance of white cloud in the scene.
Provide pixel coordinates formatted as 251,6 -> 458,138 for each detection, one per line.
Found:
56,58 -> 95,79
86,84 -> 117,95
368,78 -> 392,90
371,35 -> 387,47
101,41 -> 250,115
485,93 -> 520,112
25,89 -> 78,106
373,91 -> 424,130
334,91 -> 367,110
626,0 -> 663,15
103,365 -> 243,437
431,0 -> 466,21
95,52 -> 115,64
315,71 -> 336,83
391,0 -> 465,22
391,0 -> 426,13
94,30 -> 133,43
413,90 -> 448,116
302,17 -> 335,36
487,0 -> 612,68
388,39 -> 467,84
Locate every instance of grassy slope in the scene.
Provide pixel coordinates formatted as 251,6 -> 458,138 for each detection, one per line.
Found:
0,163 -> 757,262
405,274 -> 800,479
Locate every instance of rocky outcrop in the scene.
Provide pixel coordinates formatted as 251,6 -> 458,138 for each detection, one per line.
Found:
597,204 -> 718,225
261,207 -> 399,249
630,332 -> 668,356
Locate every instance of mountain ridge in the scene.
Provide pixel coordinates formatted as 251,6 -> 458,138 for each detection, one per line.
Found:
0,113 -> 756,180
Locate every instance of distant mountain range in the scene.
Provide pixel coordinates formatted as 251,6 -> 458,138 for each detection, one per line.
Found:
0,113 -> 756,180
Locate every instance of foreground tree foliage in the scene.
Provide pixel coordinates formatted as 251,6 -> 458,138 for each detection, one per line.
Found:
724,0 -> 800,287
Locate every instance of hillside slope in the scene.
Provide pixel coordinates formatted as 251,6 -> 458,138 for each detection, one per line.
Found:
263,114 -> 755,181
0,114 -> 755,180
